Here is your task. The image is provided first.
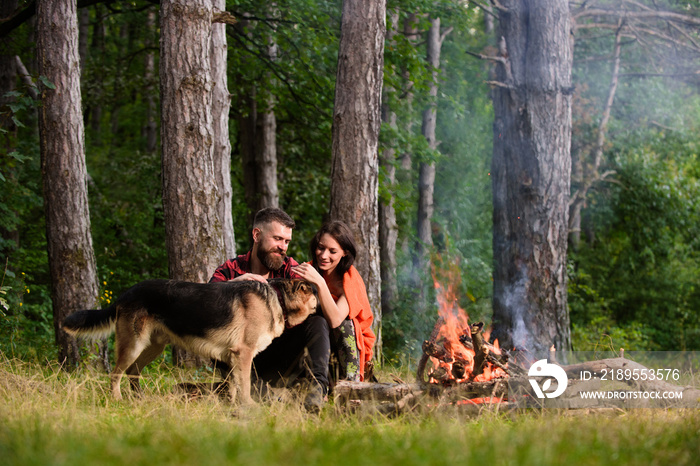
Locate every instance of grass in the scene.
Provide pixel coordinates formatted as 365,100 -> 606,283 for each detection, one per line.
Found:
1,353 -> 699,465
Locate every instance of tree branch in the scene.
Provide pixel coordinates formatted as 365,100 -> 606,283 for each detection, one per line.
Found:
489,0 -> 510,13
470,0 -> 498,19
0,0 -> 157,38
212,11 -> 237,25
14,56 -> 38,100
485,80 -> 513,89
439,26 -> 453,46
575,8 -> 700,26
465,50 -> 507,65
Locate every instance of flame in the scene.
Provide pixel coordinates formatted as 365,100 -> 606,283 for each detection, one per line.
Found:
427,269 -> 508,386
456,397 -> 504,405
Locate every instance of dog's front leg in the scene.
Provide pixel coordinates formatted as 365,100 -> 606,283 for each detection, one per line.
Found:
229,347 -> 254,405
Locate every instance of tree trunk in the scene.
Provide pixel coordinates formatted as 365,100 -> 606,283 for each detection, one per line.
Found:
490,0 -> 573,356
143,9 -> 158,154
483,3 -> 494,35
161,0 -> 224,367
233,14 -> 261,225
398,12 -> 418,265
329,0 -> 386,352
254,4 -> 279,210
379,8 -> 399,317
161,0 -> 223,282
399,12 -> 419,173
37,0 -> 107,369
416,16 -> 443,260
89,4 -> 104,140
109,23 -> 129,136
238,84 -> 258,225
211,0 -> 236,259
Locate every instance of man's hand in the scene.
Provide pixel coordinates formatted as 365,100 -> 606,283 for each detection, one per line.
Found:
232,273 -> 268,283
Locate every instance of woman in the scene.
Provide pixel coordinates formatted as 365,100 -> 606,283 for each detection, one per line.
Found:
293,221 -> 376,382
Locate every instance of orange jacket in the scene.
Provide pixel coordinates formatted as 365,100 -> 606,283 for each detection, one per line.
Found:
341,265 -> 376,381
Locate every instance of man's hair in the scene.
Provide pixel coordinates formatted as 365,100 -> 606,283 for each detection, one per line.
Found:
309,220 -> 357,277
253,207 -> 296,230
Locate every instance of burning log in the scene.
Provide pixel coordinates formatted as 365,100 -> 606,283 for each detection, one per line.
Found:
422,339 -> 453,363
459,324 -> 526,378
416,317 -> 446,384
469,322 -> 488,379
428,366 -> 451,383
451,360 -> 467,379
458,332 -> 474,350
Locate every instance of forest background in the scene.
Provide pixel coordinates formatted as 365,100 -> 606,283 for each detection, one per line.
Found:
1,0 -> 699,368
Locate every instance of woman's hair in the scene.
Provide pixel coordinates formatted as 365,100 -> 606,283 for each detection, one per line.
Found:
310,221 -> 357,277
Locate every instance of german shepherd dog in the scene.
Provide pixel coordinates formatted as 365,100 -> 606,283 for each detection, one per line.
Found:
62,278 -> 318,404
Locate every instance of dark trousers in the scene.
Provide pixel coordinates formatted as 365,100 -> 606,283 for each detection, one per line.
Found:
252,314 -> 330,393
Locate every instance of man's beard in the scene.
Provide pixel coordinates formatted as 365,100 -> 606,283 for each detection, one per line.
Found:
257,246 -> 286,271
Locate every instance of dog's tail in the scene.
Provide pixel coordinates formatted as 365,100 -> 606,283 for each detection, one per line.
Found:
62,304 -> 117,339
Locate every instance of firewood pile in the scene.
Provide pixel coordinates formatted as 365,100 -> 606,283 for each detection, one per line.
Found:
416,319 -> 526,384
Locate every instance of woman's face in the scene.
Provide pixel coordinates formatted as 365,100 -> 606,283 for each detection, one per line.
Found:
315,233 -> 346,275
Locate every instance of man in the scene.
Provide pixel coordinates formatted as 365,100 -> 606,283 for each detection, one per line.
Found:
210,207 -> 329,412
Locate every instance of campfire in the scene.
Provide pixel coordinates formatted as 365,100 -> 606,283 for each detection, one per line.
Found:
417,278 -> 510,385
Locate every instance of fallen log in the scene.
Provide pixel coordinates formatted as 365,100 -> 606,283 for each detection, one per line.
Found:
333,378 -> 510,405
559,357 -> 700,406
333,381 -> 423,406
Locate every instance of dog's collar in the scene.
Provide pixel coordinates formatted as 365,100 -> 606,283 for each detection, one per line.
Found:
269,281 -> 292,328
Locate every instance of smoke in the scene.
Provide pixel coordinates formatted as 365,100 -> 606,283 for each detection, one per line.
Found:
504,265 -> 533,353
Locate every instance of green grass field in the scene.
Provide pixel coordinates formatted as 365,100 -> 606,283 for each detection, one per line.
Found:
1,355 -> 698,466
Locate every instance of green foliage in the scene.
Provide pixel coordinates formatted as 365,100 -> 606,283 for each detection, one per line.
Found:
569,131 -> 700,350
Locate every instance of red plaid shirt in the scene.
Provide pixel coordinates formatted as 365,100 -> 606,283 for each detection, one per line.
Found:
209,250 -> 300,282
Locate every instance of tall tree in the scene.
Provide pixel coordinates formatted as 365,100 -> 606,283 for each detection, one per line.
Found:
379,8 -> 399,317
489,0 -> 573,355
416,15 -> 451,261
254,3 -> 280,211
143,8 -> 158,154
37,0 -> 106,368
211,0 -> 236,259
329,0 -> 386,348
160,0 -> 224,282
233,10 -> 280,222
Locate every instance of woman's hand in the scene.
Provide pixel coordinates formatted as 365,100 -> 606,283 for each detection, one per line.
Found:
292,263 -> 324,286
292,263 -> 349,328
